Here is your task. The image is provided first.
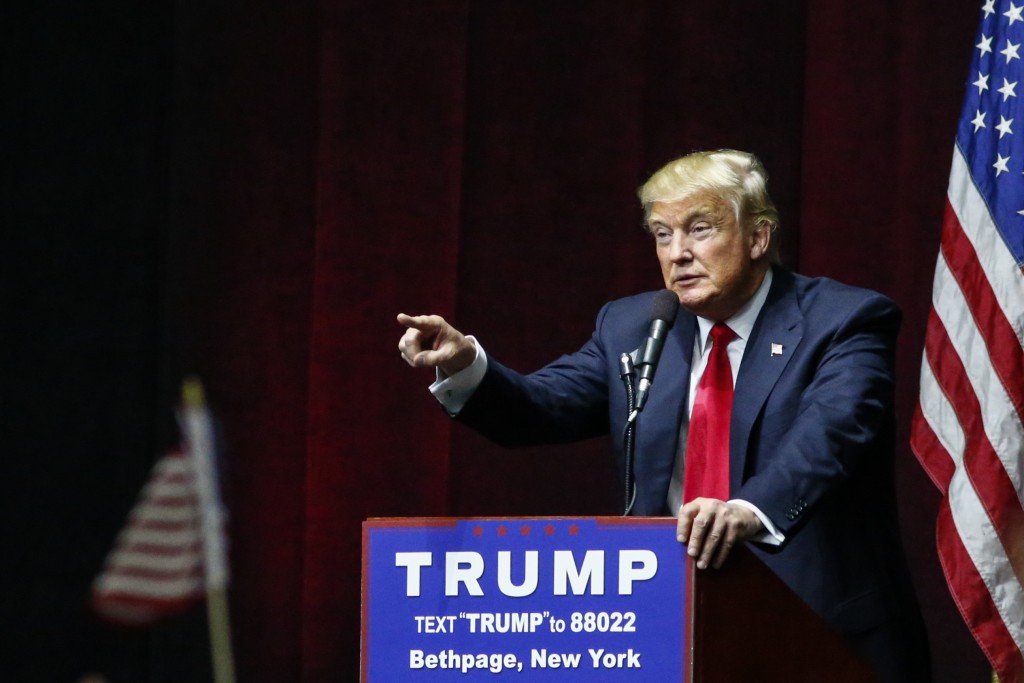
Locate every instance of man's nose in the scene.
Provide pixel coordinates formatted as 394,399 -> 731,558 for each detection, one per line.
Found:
669,233 -> 693,262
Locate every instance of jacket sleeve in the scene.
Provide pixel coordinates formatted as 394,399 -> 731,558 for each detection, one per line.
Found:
455,303 -> 615,447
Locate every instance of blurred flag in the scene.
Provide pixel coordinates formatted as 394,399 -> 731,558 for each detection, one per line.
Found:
911,1 -> 1024,682
92,378 -> 234,681
91,449 -> 206,624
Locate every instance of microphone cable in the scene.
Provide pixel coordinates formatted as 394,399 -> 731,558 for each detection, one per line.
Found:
619,353 -> 637,516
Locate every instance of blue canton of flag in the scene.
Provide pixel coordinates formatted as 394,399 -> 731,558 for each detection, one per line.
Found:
961,0 -> 1024,263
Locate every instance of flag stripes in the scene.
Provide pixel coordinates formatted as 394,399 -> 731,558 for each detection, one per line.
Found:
938,503 -> 1020,672
912,138 -> 1024,682
915,349 -> 1024,678
921,302 -> 1024,582
96,571 -> 204,598
945,154 -> 1024,391
105,542 -> 206,571
92,451 -> 206,624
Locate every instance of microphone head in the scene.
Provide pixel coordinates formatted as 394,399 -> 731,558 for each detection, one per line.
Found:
650,289 -> 680,325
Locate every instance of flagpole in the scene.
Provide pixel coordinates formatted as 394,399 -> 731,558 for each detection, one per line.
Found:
206,585 -> 236,683
182,377 -> 236,683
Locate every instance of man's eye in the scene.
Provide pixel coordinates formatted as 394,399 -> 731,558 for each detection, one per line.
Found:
655,230 -> 672,241
691,224 -> 711,235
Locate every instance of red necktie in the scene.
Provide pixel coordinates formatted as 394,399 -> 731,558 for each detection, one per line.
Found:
683,323 -> 736,503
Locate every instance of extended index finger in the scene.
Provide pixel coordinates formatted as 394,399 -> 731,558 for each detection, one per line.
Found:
397,312 -> 444,333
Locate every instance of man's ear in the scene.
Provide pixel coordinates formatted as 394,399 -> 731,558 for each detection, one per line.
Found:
749,220 -> 772,261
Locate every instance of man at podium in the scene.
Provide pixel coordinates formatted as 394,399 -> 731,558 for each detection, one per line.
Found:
398,149 -> 929,682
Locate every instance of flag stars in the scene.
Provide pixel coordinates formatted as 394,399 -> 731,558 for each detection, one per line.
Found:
978,33 -> 994,56
993,152 -> 1011,176
975,71 -> 991,94
997,115 -> 1014,138
972,109 -> 988,132
998,77 -> 1018,101
984,0 -> 996,18
1005,2 -> 1024,25
468,523 -> 569,537
1001,39 -> 1021,63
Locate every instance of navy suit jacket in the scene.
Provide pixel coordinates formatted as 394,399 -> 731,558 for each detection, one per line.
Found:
458,267 -> 928,680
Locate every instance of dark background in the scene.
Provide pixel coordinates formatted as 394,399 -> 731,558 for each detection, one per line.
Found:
4,1 -> 991,681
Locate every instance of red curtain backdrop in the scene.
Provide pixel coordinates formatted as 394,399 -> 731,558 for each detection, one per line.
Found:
163,1 -> 985,680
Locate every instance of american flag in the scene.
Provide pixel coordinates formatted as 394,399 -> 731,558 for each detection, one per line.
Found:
92,380 -> 229,626
91,450 -> 207,624
911,1 -> 1024,681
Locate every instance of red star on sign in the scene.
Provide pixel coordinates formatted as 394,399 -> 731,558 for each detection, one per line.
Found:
520,525 -> 531,536
569,524 -> 580,535
497,526 -> 508,536
544,524 -> 555,535
473,525 -> 483,537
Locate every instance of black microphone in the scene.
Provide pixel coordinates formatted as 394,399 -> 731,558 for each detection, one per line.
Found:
633,289 -> 680,414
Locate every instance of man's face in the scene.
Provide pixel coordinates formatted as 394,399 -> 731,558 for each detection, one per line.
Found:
648,193 -> 769,321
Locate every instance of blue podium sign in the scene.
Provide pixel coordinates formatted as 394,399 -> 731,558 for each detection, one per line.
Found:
361,517 -> 687,681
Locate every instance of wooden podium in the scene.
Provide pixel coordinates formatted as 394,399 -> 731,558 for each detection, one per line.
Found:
361,517 -> 878,681
688,542 -> 878,682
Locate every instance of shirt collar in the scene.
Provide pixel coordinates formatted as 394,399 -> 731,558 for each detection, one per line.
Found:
695,267 -> 773,354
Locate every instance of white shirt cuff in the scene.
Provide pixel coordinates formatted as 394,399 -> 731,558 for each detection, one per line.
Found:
429,336 -> 487,415
728,499 -> 784,546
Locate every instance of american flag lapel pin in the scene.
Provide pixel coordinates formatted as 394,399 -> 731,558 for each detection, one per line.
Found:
771,343 -> 784,357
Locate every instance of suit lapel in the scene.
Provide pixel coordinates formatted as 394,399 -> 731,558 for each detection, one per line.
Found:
730,269 -> 803,493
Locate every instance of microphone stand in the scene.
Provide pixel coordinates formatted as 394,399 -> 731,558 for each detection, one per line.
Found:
619,354 -> 637,516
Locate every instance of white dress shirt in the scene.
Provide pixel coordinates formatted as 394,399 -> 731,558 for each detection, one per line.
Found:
665,269 -> 783,544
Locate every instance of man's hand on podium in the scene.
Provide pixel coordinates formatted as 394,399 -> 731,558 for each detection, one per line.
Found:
398,313 -> 477,377
677,499 -> 764,570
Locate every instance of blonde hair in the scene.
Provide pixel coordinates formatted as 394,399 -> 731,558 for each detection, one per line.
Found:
639,149 -> 781,260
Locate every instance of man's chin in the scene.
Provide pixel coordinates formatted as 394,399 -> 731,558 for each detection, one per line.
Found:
671,288 -> 711,314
